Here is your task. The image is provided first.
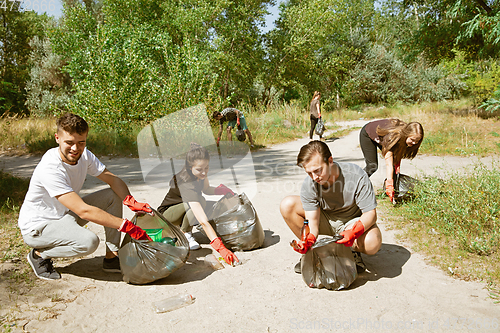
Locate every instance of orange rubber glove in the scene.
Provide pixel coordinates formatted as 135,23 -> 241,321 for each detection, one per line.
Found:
118,219 -> 152,241
292,233 -> 316,254
123,195 -> 152,213
214,184 -> 234,196
385,179 -> 395,203
237,118 -> 241,127
394,162 -> 401,175
337,220 -> 365,247
210,237 -> 239,266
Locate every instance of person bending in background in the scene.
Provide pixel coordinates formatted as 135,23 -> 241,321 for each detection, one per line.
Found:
157,143 -> 239,265
309,91 -> 322,141
18,113 -> 152,280
212,108 -> 255,148
359,118 -> 424,203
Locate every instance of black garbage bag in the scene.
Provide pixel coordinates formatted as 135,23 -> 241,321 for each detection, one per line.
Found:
315,117 -> 325,136
119,208 -> 189,284
236,125 -> 246,142
301,237 -> 358,290
383,173 -> 420,203
197,192 -> 265,251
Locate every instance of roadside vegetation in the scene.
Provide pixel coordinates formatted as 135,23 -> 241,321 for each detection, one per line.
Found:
376,163 -> 500,301
2,98 -> 500,157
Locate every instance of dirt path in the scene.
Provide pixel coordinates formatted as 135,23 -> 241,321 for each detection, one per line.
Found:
1,120 -> 499,333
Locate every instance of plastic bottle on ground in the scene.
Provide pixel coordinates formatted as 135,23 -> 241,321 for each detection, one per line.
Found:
152,293 -> 195,314
204,254 -> 224,270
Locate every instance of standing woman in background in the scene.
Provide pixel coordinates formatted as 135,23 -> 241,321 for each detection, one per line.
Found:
359,118 -> 424,202
309,91 -> 322,141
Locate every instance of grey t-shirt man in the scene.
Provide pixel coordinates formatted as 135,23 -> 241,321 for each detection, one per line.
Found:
300,162 -> 377,232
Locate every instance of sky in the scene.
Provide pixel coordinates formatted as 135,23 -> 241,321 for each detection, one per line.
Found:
29,0 -> 64,18
32,0 -> 282,33
262,1 -> 283,34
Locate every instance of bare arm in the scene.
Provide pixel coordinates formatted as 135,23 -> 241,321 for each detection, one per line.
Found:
188,201 -> 218,240
217,123 -> 223,140
304,208 -> 321,238
96,168 -> 131,200
357,208 -> 377,231
384,151 -> 394,181
56,191 -> 123,228
316,101 -> 321,118
202,177 -> 217,195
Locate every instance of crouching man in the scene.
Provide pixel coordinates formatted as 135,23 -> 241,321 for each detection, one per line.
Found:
18,113 -> 152,280
280,140 -> 382,273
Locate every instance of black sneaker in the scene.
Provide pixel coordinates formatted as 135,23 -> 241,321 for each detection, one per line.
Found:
352,251 -> 367,274
294,261 -> 301,274
27,249 -> 61,280
103,256 -> 121,273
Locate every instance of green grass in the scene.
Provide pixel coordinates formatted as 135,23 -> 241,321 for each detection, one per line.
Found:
2,98 -> 499,157
379,163 -> 500,287
0,171 -> 35,298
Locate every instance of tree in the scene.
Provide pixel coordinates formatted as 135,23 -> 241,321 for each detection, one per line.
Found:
25,36 -> 72,117
262,0 -> 377,106
396,0 -> 500,62
0,8 -> 48,115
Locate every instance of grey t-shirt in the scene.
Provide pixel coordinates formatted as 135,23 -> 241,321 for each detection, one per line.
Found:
300,162 -> 377,223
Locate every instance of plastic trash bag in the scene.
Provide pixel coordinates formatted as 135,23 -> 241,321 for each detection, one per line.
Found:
384,173 -> 420,203
197,192 -> 265,251
119,208 -> 189,284
315,117 -> 325,136
236,125 -> 246,142
395,173 -> 419,202
301,236 -> 358,290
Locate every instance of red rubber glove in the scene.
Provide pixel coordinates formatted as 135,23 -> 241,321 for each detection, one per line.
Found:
210,237 -> 239,266
292,233 -> 316,254
394,162 -> 401,175
123,195 -> 152,213
385,179 -> 395,203
237,118 -> 241,127
118,219 -> 152,241
337,220 -> 365,247
214,184 -> 234,196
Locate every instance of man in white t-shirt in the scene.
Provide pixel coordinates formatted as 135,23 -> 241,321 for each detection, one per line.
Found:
280,140 -> 382,274
18,113 -> 153,280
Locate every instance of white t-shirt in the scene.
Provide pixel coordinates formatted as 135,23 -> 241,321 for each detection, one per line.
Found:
18,147 -> 106,234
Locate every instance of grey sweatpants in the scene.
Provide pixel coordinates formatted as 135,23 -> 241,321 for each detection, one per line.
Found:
22,189 -> 122,259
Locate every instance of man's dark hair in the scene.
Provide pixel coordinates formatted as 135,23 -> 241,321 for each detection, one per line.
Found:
56,113 -> 89,135
212,111 -> 221,119
297,140 -> 332,167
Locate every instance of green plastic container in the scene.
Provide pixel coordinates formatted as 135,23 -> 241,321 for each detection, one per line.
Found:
144,228 -> 163,242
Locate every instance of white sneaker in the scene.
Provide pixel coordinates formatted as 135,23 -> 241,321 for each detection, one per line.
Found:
184,232 -> 201,250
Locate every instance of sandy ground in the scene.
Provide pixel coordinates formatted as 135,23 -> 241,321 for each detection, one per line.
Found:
1,120 -> 499,333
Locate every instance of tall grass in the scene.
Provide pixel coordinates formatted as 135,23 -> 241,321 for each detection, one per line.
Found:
0,115 -> 143,156
384,164 -> 500,284
0,170 -> 32,280
1,99 -> 499,157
